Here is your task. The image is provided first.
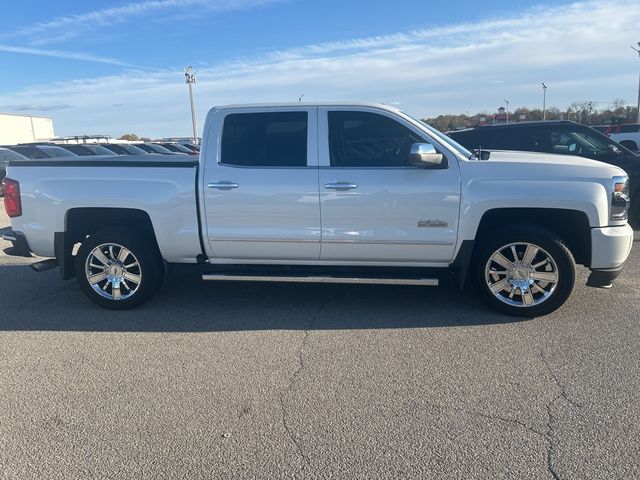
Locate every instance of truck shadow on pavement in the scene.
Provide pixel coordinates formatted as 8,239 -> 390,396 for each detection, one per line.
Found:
0,265 -> 527,332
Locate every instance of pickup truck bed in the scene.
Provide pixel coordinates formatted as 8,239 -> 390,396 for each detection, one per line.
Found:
6,155 -> 203,263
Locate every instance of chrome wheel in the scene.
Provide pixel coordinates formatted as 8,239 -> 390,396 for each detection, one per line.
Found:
484,242 -> 559,308
85,243 -> 142,301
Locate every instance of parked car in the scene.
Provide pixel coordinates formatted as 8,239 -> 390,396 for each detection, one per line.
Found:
2,103 -> 632,317
447,120 -> 640,224
101,144 -> 148,155
135,143 -> 178,155
0,147 -> 28,196
157,143 -> 198,155
177,142 -> 200,153
605,124 -> 640,151
5,145 -> 78,159
57,144 -> 118,156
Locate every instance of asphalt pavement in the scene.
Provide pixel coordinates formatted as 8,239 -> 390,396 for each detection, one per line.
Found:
1,205 -> 639,479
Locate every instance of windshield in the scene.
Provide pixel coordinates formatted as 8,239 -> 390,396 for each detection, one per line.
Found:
162,143 -> 193,153
138,143 -> 173,154
40,146 -> 78,158
0,148 -> 28,162
584,128 -> 638,156
120,144 -> 146,154
85,145 -> 118,155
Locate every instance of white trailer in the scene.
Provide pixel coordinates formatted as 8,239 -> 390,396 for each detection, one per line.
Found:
0,113 -> 55,145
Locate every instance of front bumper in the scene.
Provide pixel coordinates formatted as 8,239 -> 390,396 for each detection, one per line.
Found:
590,224 -> 633,270
1,230 -> 32,257
587,224 -> 633,288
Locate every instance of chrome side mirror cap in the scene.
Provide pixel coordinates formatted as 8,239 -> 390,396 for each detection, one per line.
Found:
608,144 -> 622,155
409,143 -> 447,168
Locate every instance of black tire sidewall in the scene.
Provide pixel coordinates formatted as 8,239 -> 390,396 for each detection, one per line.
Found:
75,229 -> 164,310
473,227 -> 576,317
629,186 -> 640,229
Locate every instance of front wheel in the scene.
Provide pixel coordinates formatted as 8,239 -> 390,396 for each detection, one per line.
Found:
473,227 -> 576,317
75,229 -> 164,310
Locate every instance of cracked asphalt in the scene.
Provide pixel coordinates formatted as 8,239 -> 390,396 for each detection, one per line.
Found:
1,205 -> 639,479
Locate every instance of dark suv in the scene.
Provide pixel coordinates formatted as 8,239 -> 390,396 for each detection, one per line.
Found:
448,121 -> 640,224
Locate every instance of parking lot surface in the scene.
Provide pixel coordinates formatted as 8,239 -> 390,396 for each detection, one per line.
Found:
1,205 -> 639,479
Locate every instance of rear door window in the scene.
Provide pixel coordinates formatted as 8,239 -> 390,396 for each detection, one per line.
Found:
221,112 -> 308,167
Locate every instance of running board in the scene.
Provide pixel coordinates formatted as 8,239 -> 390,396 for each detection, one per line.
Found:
30,258 -> 59,273
202,273 -> 439,286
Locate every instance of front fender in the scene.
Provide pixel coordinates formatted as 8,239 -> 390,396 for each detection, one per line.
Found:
457,178 -> 608,243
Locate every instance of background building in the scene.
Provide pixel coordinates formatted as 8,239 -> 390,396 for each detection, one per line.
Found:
0,113 -> 55,144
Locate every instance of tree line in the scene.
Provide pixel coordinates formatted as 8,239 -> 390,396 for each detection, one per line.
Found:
422,99 -> 639,132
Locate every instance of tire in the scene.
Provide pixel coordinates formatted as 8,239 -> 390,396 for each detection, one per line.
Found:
75,228 -> 164,310
472,226 -> 576,317
629,187 -> 640,229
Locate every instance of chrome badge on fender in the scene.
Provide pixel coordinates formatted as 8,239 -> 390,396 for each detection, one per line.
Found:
417,220 -> 449,228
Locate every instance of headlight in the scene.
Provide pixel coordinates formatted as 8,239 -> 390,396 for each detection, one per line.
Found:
611,175 -> 630,221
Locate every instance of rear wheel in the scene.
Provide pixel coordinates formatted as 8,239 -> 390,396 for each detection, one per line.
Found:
75,229 -> 164,310
473,226 -> 576,317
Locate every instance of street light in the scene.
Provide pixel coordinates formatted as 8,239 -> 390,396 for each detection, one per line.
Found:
184,66 -> 198,145
504,99 -> 509,123
632,43 -> 640,124
541,83 -> 547,121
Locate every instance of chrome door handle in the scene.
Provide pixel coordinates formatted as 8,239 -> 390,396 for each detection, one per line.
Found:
324,182 -> 357,191
208,181 -> 239,190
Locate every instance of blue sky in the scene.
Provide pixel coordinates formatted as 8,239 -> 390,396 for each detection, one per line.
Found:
1,0 -> 639,137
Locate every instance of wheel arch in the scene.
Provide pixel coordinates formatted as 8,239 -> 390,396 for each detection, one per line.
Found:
473,208 -> 591,267
57,207 -> 161,280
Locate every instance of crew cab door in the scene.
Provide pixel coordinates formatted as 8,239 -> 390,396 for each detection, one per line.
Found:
318,107 -> 461,264
201,107 -> 321,260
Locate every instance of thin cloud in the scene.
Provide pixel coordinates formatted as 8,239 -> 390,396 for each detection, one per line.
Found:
0,104 -> 75,112
4,0 -> 288,46
1,0 -> 638,137
0,44 -> 140,67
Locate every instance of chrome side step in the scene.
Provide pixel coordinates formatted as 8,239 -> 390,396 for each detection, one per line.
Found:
202,274 -> 438,286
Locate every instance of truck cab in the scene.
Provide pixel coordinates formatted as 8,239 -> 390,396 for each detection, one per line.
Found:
200,104 -> 460,265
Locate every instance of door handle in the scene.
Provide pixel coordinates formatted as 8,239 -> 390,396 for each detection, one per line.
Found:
324,182 -> 357,191
208,181 -> 239,190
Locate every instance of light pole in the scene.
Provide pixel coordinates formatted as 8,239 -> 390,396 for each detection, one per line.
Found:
541,83 -> 547,121
184,66 -> 198,144
632,43 -> 640,124
504,99 -> 509,123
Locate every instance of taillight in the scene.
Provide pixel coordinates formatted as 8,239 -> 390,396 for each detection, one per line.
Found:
2,178 -> 22,218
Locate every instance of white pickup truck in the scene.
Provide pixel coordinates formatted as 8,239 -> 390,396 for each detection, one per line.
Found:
2,103 -> 634,316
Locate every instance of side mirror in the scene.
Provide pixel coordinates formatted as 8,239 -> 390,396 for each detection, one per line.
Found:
409,143 -> 447,168
607,144 -> 622,155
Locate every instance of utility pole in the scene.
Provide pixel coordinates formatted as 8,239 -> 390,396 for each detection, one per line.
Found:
541,83 -> 547,121
504,99 -> 509,123
184,66 -> 198,144
632,43 -> 640,124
